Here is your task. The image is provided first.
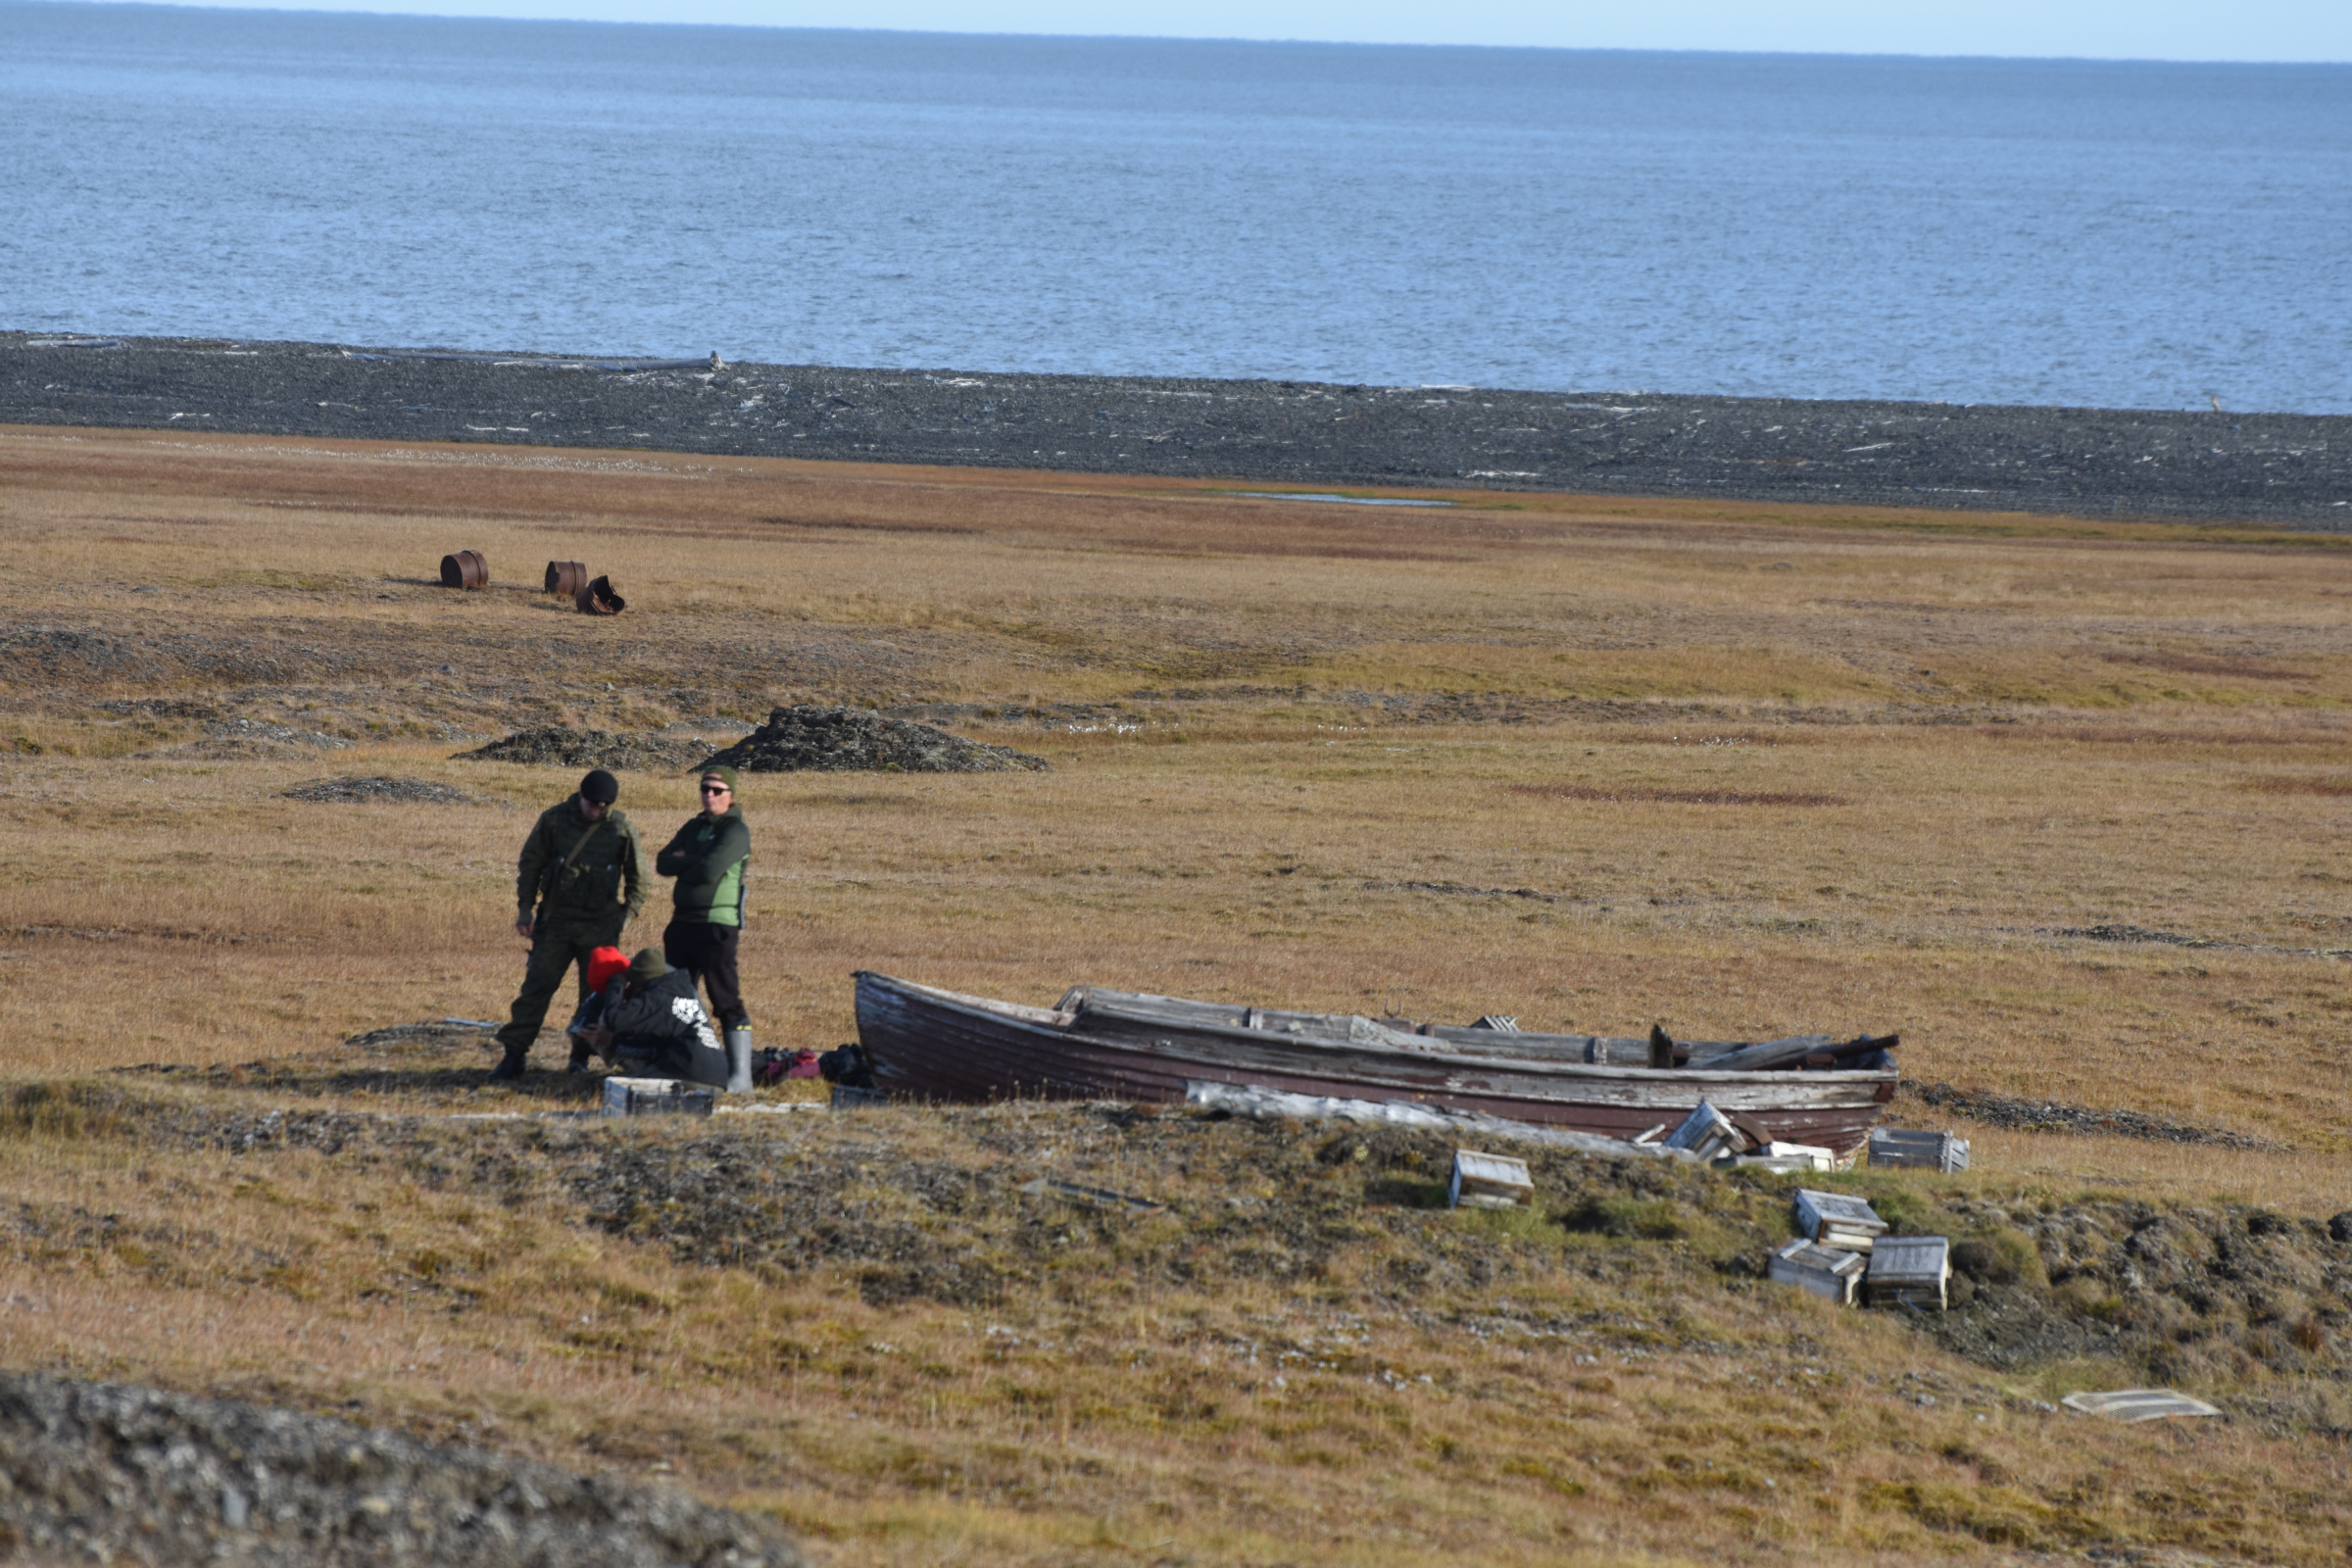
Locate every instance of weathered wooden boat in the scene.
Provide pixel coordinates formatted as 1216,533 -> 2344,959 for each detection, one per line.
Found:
853,972 -> 1899,1152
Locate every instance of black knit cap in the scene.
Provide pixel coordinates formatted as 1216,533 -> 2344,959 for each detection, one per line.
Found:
580,768 -> 620,805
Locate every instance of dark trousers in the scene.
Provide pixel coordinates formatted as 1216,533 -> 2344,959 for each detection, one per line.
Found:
663,918 -> 748,1030
496,913 -> 624,1055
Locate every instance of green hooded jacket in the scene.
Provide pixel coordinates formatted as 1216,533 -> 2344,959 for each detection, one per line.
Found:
514,799 -> 647,929
656,804 -> 751,927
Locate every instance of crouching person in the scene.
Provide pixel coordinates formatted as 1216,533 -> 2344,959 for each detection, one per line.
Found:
585,948 -> 730,1087
563,946 -> 632,1072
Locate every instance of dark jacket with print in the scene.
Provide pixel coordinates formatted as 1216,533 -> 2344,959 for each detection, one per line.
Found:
603,968 -> 718,1074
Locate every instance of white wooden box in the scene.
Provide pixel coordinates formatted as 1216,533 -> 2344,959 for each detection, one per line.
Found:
1795,1189 -> 1888,1252
1448,1149 -> 1535,1209
1866,1235 -> 1950,1310
603,1077 -> 715,1117
1768,1239 -> 1866,1305
1661,1100 -> 1743,1159
1869,1128 -> 1971,1172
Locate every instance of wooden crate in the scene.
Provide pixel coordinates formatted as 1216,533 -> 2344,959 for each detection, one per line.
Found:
1660,1099 -> 1742,1159
1869,1128 -> 1971,1172
1795,1189 -> 1888,1253
1768,1239 -> 1866,1305
603,1077 -> 715,1117
1448,1150 -> 1535,1209
1866,1235 -> 1950,1310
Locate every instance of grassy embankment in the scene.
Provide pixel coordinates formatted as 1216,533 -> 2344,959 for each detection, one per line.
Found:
0,422 -> 2348,1563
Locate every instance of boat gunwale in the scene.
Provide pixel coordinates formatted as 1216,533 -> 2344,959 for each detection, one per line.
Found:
854,970 -> 1898,1088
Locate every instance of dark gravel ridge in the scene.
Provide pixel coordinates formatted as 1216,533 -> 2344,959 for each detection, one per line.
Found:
0,1368 -> 801,1566
1909,1082 -> 2283,1151
5,332 -> 2346,526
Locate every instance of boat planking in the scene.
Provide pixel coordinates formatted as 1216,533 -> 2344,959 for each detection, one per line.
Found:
853,972 -> 1899,1153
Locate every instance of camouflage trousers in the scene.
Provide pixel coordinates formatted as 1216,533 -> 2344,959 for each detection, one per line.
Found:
494,912 -> 627,1056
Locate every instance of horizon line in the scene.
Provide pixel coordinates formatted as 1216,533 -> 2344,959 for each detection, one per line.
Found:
22,0 -> 2352,69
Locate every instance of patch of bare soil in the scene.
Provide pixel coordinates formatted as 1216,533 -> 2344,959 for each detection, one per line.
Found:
0,1369 -> 802,1567
703,705 -> 1048,774
459,728 -> 710,772
2242,776 -> 2352,797
145,717 -> 355,760
281,776 -> 485,805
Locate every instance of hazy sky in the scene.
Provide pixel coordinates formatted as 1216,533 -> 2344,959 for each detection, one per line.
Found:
102,0 -> 2352,63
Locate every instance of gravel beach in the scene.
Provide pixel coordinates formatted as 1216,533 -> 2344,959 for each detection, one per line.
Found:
5,332 -> 2346,527
0,1368 -> 801,1566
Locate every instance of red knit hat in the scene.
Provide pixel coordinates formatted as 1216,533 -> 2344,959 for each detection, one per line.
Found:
585,947 -> 630,993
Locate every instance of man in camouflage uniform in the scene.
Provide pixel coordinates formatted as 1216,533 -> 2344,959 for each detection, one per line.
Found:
490,767 -> 647,1082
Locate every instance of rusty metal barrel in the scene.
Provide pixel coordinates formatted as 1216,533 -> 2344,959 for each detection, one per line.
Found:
439,550 -> 488,589
545,561 -> 588,597
575,574 -> 626,615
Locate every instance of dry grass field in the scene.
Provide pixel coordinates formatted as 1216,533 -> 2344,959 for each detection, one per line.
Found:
1,421 -> 2349,1564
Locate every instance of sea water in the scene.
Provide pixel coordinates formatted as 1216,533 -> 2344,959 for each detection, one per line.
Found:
3,2 -> 2348,412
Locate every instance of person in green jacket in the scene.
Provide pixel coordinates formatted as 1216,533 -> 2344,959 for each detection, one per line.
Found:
490,768 -> 647,1082
655,763 -> 753,1091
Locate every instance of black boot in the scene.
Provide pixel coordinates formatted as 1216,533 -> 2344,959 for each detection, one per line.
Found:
487,1046 -> 529,1083
565,1040 -> 592,1074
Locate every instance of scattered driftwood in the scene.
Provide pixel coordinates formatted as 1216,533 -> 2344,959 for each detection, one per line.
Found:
1705,1032 -> 1893,1073
1182,1081 -> 1690,1160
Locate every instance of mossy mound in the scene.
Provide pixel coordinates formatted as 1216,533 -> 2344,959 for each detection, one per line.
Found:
700,705 -> 1048,774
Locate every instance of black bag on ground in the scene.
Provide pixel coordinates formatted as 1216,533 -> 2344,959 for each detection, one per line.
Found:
817,1044 -> 875,1088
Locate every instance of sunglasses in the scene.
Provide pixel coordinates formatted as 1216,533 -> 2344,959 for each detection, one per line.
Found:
701,782 -> 732,795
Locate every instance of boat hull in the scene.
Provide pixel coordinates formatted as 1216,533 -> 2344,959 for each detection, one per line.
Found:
854,972 -> 1896,1152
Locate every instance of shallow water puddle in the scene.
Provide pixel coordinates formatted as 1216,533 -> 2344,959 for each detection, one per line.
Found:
1222,491 -> 1455,508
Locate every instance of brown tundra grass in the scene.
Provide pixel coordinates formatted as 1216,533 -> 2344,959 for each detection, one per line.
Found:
0,422 -> 2349,1562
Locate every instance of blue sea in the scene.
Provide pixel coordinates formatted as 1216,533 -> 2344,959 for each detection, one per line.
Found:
4,2 -> 2350,412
